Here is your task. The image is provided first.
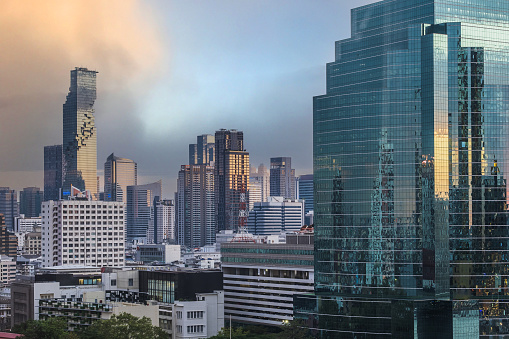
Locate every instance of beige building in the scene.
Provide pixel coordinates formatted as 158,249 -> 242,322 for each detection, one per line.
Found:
0,256 -> 15,285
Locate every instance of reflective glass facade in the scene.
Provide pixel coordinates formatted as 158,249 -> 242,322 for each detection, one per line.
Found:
104,153 -> 137,203
299,0 -> 509,337
62,67 -> 98,197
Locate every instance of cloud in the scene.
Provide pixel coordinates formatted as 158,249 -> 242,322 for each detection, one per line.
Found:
0,0 -> 165,185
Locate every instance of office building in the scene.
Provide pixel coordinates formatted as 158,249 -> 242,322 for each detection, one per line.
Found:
214,129 -> 249,232
0,188 -> 18,231
248,164 -> 270,210
14,215 -> 41,233
177,164 -> 215,247
247,197 -> 304,235
0,214 -> 18,258
154,199 -> 175,244
297,174 -> 313,215
270,157 -> 296,200
189,134 -> 215,166
62,67 -> 98,198
221,233 -> 314,326
104,153 -> 137,203
19,187 -> 43,218
126,181 -> 161,243
44,144 -> 63,201
134,244 -> 180,264
294,0 -> 509,337
41,199 -> 125,267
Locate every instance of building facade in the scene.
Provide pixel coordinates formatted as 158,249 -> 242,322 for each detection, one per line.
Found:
189,134 -> 215,166
154,199 -> 175,244
44,144 -> 63,201
214,129 -> 249,232
0,188 -> 18,231
297,174 -> 313,215
41,200 -> 125,267
0,214 -> 18,258
221,234 -> 314,326
270,157 -> 296,200
62,67 -> 98,198
126,181 -> 161,243
19,187 -> 43,218
247,197 -> 304,235
104,153 -> 137,203
295,0 -> 509,337
248,164 -> 270,211
177,164 -> 215,247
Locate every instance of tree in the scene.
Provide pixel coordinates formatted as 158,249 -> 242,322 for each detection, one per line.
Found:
11,317 -> 72,339
79,312 -> 167,339
280,319 -> 313,339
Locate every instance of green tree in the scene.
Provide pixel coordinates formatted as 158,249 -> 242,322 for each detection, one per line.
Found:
80,313 -> 167,339
209,326 -> 251,338
280,319 -> 313,339
11,317 -> 72,339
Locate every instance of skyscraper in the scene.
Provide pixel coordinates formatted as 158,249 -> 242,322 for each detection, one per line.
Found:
126,180 -> 162,243
0,188 -> 18,231
295,0 -> 509,337
19,187 -> 43,218
104,153 -> 137,203
176,164 -> 215,247
247,197 -> 304,235
297,174 -> 313,214
214,129 -> 249,232
154,199 -> 175,244
43,144 -> 63,201
270,157 -> 296,199
249,164 -> 270,210
189,134 -> 215,165
62,67 -> 98,198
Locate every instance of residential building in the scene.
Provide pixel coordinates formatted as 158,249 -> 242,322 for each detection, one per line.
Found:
14,215 -> 41,233
296,174 -> 313,215
221,233 -> 314,326
214,129 -> 249,232
126,181 -> 161,243
134,244 -> 180,264
104,153 -> 137,203
189,134 -> 215,166
0,188 -> 18,231
172,290 -> 224,339
23,228 -> 41,256
176,164 -> 215,247
44,144 -> 63,201
154,199 -> 175,244
41,199 -> 125,267
19,187 -> 43,218
270,157 -> 296,200
0,256 -> 15,285
294,0 -> 509,337
62,67 -> 98,198
247,197 -> 304,235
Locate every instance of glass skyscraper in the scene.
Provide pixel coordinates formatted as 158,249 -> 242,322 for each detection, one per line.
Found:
43,144 -> 63,201
295,0 -> 509,337
104,153 -> 137,203
62,67 -> 98,198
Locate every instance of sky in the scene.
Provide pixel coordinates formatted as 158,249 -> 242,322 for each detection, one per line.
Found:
0,0 -> 376,198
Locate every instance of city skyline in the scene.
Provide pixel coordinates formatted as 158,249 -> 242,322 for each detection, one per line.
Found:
0,0 -> 375,197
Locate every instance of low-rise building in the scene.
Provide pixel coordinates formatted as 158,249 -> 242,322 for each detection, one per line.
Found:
0,256 -> 15,285
134,244 -> 180,264
221,233 -> 314,326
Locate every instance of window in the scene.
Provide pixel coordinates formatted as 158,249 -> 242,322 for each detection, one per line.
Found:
128,278 -> 134,287
111,279 -> 117,286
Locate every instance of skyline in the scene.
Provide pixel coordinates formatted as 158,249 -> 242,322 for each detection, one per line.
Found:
0,0 -> 376,197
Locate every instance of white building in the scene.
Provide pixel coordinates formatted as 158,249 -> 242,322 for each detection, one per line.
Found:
0,256 -> 16,285
247,197 -> 304,235
41,199 -> 125,267
172,290 -> 224,339
155,199 -> 175,244
249,164 -> 270,210
14,215 -> 42,233
134,244 -> 180,264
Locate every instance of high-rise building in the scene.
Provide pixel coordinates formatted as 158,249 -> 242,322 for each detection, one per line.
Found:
154,199 -> 176,244
0,214 -> 18,258
214,129 -> 249,232
294,0 -> 509,337
269,157 -> 296,199
41,199 -> 125,267
19,187 -> 43,218
297,174 -> 313,215
248,164 -> 270,210
126,181 -> 162,243
189,134 -> 215,165
104,153 -> 137,203
0,188 -> 18,231
247,197 -> 304,235
62,67 -> 98,198
176,164 -> 215,247
44,145 -> 63,201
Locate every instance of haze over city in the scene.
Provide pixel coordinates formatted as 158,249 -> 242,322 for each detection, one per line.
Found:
0,0 -> 375,196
